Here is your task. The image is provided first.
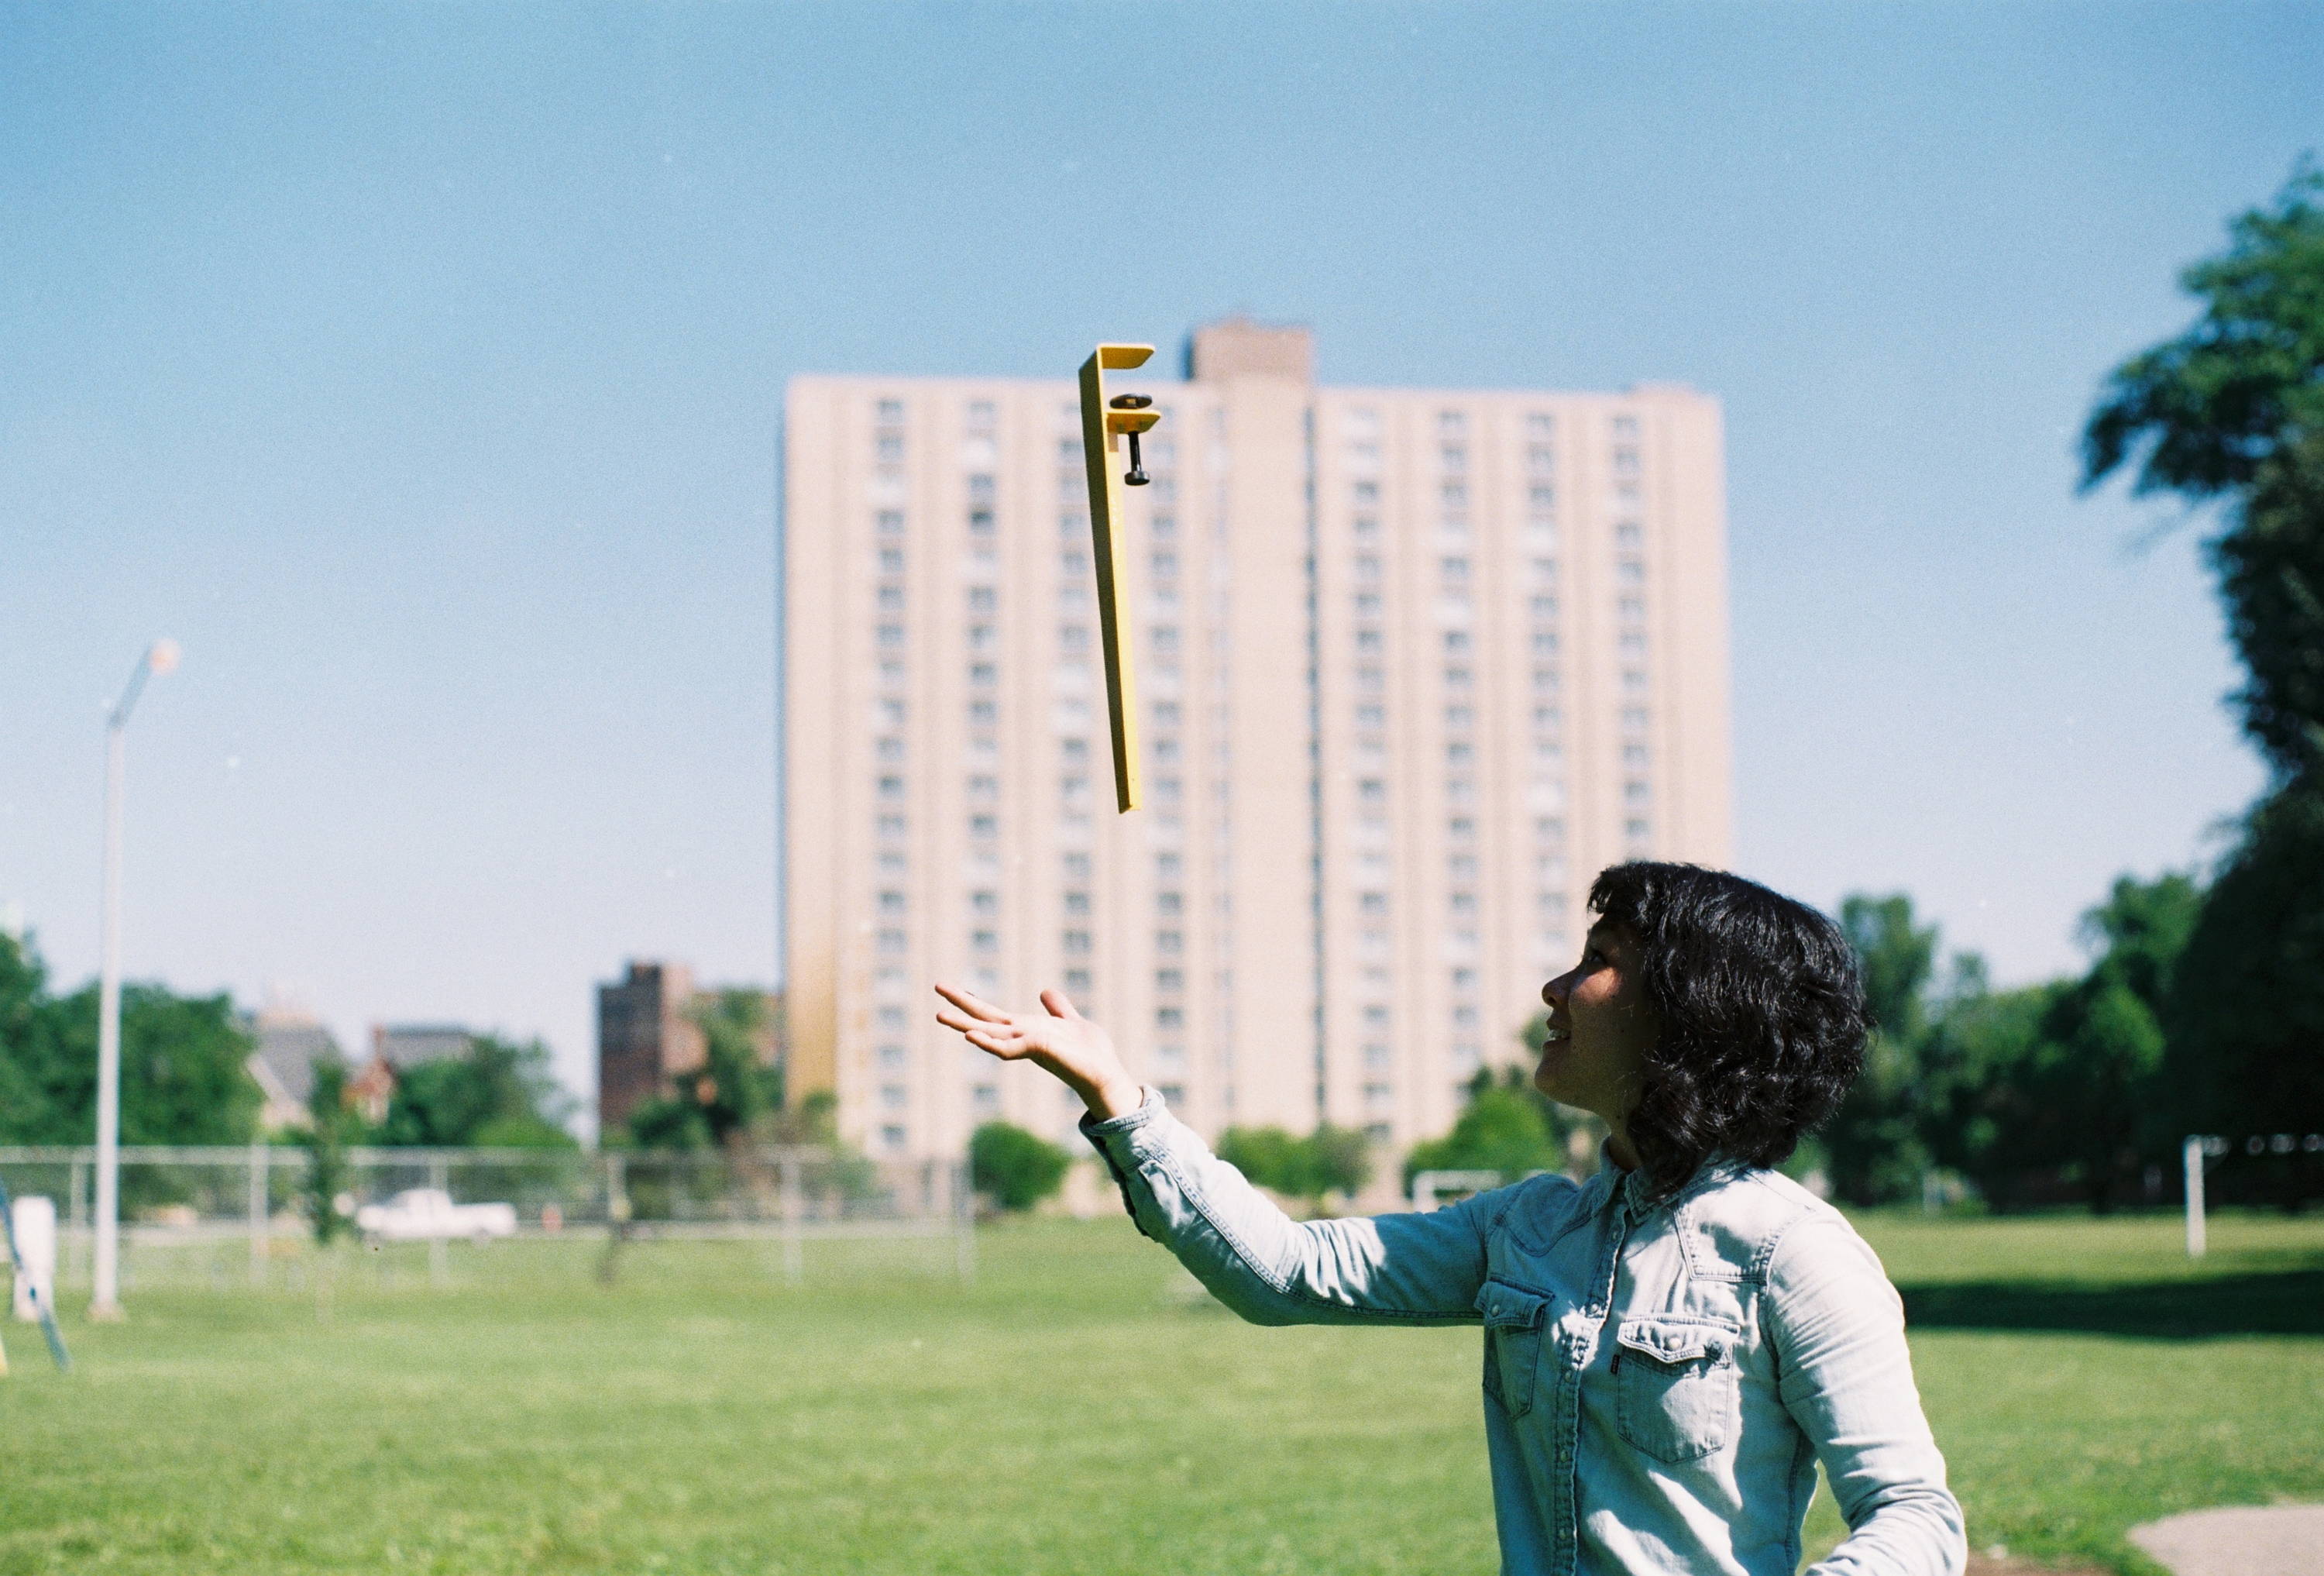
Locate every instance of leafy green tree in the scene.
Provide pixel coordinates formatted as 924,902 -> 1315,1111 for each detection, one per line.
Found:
0,932 -> 64,1141
9,978 -> 260,1148
1918,970 -> 2070,1209
1827,895 -> 1940,1206
2164,788 -> 2324,1149
379,1034 -> 575,1148
2082,166 -> 2324,1167
968,1121 -> 1071,1213
1216,1123 -> 1373,1210
300,1057 -> 364,1245
1303,1124 -> 1373,1203
1921,876 -> 2200,1210
2084,165 -> 2324,1154
1403,1065 -> 1571,1192
627,989 -> 784,1151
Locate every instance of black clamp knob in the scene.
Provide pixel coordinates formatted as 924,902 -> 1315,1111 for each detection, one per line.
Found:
1110,394 -> 1153,486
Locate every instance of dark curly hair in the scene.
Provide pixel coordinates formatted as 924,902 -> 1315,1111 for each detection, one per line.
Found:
1587,862 -> 1867,1199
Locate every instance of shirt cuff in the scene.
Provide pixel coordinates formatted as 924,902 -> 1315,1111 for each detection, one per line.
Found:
1078,1085 -> 1167,1141
1077,1086 -> 1167,1239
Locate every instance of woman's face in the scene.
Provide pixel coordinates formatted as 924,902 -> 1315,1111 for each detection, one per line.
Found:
1536,922 -> 1658,1126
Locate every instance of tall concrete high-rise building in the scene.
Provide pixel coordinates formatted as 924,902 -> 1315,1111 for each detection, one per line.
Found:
784,319 -> 1730,1159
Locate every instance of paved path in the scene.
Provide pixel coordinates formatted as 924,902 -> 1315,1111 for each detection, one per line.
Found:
2128,1505 -> 2324,1576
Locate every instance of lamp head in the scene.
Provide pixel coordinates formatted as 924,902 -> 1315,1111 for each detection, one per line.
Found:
148,639 -> 180,676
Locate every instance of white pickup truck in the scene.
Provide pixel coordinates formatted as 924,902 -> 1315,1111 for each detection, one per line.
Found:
354,1189 -> 519,1244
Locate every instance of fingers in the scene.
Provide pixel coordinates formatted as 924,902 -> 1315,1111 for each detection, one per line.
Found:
933,981 -> 1012,1024
963,1027 -> 1030,1061
1039,987 -> 1083,1021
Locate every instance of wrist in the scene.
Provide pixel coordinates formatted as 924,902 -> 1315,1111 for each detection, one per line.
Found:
1077,1075 -> 1145,1122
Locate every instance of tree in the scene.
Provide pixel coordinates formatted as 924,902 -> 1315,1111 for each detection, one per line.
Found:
300,1056 -> 365,1245
2083,164 -> 2324,1154
626,989 -> 784,1151
7,975 -> 259,1148
2165,788 -> 2324,1145
1920,876 -> 2200,1211
1918,972 -> 2072,1210
1216,1124 -> 1373,1210
378,1034 -> 575,1148
1827,895 -> 1940,1206
1404,1065 -> 1572,1192
0,932 -> 64,1142
968,1121 -> 1071,1213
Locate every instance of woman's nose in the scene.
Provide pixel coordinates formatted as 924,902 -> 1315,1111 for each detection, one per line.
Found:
1542,970 -> 1573,1009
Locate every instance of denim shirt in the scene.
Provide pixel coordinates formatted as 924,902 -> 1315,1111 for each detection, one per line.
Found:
1083,1090 -> 1965,1576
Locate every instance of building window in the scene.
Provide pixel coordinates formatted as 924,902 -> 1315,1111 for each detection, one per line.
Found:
878,890 -> 906,915
1061,930 -> 1092,954
969,814 -> 997,839
877,928 -> 907,954
1064,969 -> 1092,995
1612,415 -> 1638,439
878,814 -> 906,841
1155,931 -> 1182,954
879,1124 -> 906,1151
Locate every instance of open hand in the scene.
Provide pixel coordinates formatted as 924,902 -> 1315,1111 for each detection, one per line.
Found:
933,982 -> 1143,1121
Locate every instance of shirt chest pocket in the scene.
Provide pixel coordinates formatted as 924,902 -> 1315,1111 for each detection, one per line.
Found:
1475,1279 -> 1552,1419
1614,1316 -> 1741,1464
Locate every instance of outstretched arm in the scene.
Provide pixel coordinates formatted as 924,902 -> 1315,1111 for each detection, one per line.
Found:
934,982 -> 1494,1327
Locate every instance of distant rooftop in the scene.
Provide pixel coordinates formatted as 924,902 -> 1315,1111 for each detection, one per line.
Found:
1184,315 -> 1314,383
371,1024 -> 475,1068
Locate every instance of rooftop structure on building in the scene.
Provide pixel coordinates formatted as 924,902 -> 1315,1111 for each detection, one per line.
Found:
242,1003 -> 344,1131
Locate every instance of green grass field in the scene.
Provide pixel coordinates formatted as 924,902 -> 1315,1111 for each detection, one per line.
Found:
0,1211 -> 2317,1576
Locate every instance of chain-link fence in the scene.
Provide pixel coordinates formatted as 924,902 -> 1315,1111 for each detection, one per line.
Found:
0,1144 -> 974,1292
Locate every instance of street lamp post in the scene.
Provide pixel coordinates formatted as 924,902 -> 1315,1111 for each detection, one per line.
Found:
91,638 -> 177,1321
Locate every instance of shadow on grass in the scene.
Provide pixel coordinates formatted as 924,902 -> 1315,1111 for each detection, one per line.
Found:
1899,1271 -> 2324,1338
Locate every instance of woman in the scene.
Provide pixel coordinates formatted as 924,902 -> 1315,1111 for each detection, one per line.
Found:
935,862 -> 1966,1576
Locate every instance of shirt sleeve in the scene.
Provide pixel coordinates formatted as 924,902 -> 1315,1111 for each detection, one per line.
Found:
1079,1087 -> 1494,1326
1765,1213 -> 1967,1576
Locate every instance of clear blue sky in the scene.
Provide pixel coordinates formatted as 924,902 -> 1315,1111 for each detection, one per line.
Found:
3,2 -> 2313,1123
